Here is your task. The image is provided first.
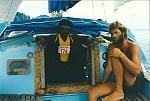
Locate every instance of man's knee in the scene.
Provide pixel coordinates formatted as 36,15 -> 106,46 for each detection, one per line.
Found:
88,88 -> 92,95
88,88 -> 95,97
110,57 -> 124,70
110,57 -> 120,63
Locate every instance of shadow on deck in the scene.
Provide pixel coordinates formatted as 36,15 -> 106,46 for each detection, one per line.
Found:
122,92 -> 150,101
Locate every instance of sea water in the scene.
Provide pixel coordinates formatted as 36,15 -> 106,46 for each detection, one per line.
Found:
130,29 -> 150,70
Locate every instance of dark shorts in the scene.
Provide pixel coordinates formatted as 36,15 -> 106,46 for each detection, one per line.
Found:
123,71 -> 144,94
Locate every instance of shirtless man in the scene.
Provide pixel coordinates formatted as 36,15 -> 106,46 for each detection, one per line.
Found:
88,21 -> 144,101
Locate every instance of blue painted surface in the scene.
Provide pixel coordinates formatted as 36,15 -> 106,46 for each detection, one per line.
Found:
99,44 -> 108,82
0,22 -> 8,34
42,93 -> 103,101
42,93 -> 88,101
0,36 -> 35,94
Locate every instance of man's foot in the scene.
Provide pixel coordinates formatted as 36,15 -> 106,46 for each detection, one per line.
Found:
102,91 -> 124,101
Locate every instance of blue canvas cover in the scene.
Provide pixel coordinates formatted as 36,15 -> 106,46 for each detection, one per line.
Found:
0,17 -> 147,62
48,0 -> 81,13
0,17 -> 108,40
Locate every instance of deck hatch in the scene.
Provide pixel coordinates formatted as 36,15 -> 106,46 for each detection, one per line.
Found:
34,35 -> 101,94
7,59 -> 31,75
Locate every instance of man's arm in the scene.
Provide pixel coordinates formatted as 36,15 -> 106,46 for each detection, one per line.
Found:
102,44 -> 113,83
110,43 -> 141,77
119,43 -> 141,76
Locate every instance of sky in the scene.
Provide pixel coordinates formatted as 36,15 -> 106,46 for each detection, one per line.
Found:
17,0 -> 149,29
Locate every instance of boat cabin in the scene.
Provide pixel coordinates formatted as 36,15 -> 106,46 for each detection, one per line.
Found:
34,34 -> 108,94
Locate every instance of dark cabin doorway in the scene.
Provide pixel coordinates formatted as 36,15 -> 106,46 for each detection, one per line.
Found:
43,35 -> 91,86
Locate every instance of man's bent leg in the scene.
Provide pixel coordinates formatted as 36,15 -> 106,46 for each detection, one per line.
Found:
88,82 -> 116,101
123,71 -> 144,94
103,57 -> 124,101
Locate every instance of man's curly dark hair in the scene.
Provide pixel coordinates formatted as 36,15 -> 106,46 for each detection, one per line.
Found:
109,21 -> 128,39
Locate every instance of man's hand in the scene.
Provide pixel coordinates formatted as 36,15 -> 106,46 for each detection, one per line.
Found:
109,48 -> 123,58
36,36 -> 47,48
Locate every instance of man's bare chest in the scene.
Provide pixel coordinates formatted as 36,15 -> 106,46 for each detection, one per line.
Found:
121,47 -> 131,59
